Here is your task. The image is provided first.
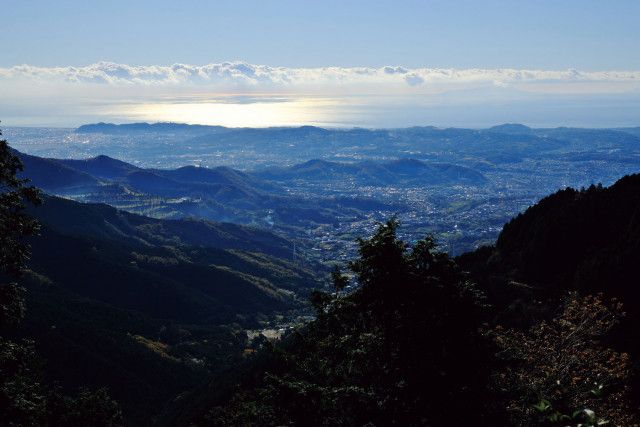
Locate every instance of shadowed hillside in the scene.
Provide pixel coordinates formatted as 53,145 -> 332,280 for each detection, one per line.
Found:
12,194 -> 322,424
459,174 -> 640,314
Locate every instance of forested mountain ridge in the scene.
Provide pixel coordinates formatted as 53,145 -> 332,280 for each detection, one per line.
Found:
458,173 -> 640,313
28,195 -> 297,259
2,187 -> 322,424
12,149 -> 408,233
14,149 -> 274,201
13,148 -> 483,197
0,131 -> 126,426
496,174 -> 640,294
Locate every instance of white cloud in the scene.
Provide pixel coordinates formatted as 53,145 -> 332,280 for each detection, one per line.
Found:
383,66 -> 409,75
1,62 -> 639,92
404,73 -> 425,86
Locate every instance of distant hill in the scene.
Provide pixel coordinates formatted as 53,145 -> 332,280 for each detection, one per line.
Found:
58,123 -> 640,172
618,127 -> 640,138
531,127 -> 640,151
58,154 -> 140,179
152,165 -> 280,194
14,150 -> 280,210
178,124 -> 607,165
254,158 -> 487,186
488,123 -> 533,135
52,153 -> 275,197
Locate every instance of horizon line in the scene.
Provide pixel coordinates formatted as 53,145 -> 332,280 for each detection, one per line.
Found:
3,121 -> 639,131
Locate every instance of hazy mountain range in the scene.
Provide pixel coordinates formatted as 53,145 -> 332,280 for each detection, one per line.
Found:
9,121 -> 640,258
14,149 -> 485,232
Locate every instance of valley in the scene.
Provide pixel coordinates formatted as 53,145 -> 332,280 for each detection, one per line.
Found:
4,123 -> 640,425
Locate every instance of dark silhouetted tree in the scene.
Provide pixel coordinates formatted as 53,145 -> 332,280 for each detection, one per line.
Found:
0,126 -> 123,426
206,219 -> 493,426
0,125 -> 45,424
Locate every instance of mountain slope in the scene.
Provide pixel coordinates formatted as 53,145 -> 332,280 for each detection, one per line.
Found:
14,195 -> 322,423
458,173 -> 640,314
23,194 -> 320,330
58,154 -> 141,179
29,195 -> 295,258
16,277 -> 204,425
496,175 -> 640,297
15,150 -> 99,191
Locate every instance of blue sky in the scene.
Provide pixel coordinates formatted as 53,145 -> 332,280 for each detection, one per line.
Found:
4,0 -> 640,69
1,0 -> 640,127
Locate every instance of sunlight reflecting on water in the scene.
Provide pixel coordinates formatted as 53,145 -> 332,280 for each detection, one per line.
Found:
118,97 -> 345,128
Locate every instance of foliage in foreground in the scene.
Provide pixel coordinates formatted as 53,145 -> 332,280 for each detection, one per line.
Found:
206,219 -> 495,425
201,219 -> 639,426
491,294 -> 637,426
0,128 -> 123,426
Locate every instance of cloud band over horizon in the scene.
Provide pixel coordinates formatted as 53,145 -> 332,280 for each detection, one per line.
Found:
1,62 -> 639,128
3,61 -> 640,89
